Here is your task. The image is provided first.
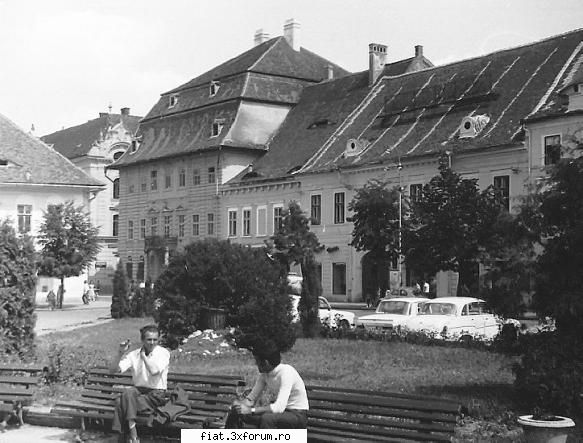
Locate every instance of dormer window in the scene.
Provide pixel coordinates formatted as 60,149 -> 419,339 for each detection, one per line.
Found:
212,119 -> 225,137
210,81 -> 220,97
168,93 -> 179,108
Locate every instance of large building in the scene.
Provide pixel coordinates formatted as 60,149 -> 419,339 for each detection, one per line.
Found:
42,108 -> 142,291
113,24 -> 583,301
0,112 -> 104,298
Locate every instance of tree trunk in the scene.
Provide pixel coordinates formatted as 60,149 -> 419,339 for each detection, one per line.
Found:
57,276 -> 64,309
300,255 -> 321,337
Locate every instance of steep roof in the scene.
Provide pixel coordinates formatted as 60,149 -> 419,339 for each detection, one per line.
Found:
42,112 -> 141,159
113,37 -> 350,168
296,28 -> 583,174
0,113 -> 104,187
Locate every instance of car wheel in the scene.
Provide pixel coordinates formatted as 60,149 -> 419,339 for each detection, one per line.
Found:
339,319 -> 350,330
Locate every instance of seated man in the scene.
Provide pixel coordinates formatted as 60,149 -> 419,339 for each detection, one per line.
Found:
109,324 -> 170,443
226,344 -> 308,429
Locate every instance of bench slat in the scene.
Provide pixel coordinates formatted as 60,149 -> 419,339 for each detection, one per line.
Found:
0,364 -> 44,373
0,376 -> 39,386
90,367 -> 244,381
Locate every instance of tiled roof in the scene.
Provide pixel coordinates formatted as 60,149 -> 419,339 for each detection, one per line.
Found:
0,113 -> 104,187
114,37 -> 350,168
41,112 -> 142,159
297,28 -> 583,174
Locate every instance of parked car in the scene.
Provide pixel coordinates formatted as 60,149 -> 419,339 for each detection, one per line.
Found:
405,297 -> 501,340
290,295 -> 356,329
356,297 -> 429,332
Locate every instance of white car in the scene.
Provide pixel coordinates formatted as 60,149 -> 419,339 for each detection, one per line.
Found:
356,297 -> 429,332
290,295 -> 355,329
405,297 -> 501,340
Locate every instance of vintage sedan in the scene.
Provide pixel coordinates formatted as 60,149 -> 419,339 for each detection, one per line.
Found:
405,297 -> 501,340
356,297 -> 429,332
290,295 -> 356,329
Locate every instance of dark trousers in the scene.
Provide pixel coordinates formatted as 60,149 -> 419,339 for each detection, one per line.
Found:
112,386 -> 166,433
225,408 -> 307,429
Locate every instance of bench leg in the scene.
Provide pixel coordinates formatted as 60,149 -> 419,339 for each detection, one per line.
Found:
81,416 -> 86,431
15,402 -> 24,427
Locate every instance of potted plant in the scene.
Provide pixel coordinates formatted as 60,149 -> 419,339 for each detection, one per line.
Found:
518,407 -> 575,443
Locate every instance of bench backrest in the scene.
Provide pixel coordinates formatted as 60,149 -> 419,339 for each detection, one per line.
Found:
0,364 -> 44,407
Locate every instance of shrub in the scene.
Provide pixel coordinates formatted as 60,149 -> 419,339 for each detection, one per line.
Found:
0,219 -> 37,357
111,260 -> 129,319
513,331 -> 583,417
155,239 -> 294,350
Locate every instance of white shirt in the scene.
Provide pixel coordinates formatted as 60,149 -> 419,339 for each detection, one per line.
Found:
423,282 -> 430,293
118,345 -> 170,390
247,364 -> 309,413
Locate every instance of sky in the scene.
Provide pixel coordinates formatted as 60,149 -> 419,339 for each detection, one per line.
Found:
0,0 -> 581,136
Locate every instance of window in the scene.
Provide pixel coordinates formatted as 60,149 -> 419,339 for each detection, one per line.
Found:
137,261 -> 145,281
178,215 -> 185,237
273,205 -> 284,233
17,204 -> 32,233
256,206 -> 267,236
128,183 -> 135,194
207,213 -> 214,235
243,208 -> 251,236
210,81 -> 220,97
334,192 -> 345,224
126,260 -> 133,280
128,220 -> 134,240
140,219 -> 146,239
494,175 -> 510,211
179,168 -> 186,187
208,167 -> 216,184
150,170 -> 158,191
113,214 -> 119,237
211,120 -> 224,137
311,195 -> 321,225
163,215 -> 172,237
141,177 -> 147,193
113,178 -> 120,199
332,263 -> 347,295
193,169 -> 201,185
113,151 -> 124,161
165,171 -> 172,189
169,93 -> 179,108
192,214 -> 200,236
544,135 -> 561,165
228,209 -> 237,237
150,217 -> 158,236
410,184 -> 423,203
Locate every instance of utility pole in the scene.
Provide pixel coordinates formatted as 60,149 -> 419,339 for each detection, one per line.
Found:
397,160 -> 403,288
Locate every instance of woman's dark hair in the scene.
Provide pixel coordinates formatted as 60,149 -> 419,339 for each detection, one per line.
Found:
140,324 -> 160,339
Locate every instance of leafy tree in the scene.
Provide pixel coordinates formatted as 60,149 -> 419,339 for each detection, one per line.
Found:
531,149 -> 583,335
155,239 -> 294,350
37,201 -> 100,308
348,179 -> 402,295
111,260 -> 129,319
406,153 -> 503,295
270,201 -> 323,337
0,219 -> 37,356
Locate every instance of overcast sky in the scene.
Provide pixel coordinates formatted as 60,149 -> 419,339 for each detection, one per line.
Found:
0,0 -> 581,136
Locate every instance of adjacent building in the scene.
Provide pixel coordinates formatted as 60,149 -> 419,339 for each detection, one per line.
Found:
42,108 -> 141,291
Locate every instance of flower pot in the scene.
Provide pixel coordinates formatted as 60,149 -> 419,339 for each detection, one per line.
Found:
518,415 -> 575,443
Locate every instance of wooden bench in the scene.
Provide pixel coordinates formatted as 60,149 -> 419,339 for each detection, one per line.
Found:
305,385 -> 461,442
51,367 -> 246,438
0,363 -> 45,427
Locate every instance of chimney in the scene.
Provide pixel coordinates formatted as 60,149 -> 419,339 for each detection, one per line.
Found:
369,43 -> 387,86
415,45 -> 423,57
283,18 -> 300,51
253,29 -> 270,46
121,107 -> 130,116
326,65 -> 334,81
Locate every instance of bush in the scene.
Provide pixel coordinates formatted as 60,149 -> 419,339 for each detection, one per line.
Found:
0,219 -> 37,357
155,239 -> 295,351
111,260 -> 129,319
513,332 -> 583,417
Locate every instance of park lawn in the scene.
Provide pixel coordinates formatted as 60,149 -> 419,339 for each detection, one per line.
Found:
35,317 -> 520,420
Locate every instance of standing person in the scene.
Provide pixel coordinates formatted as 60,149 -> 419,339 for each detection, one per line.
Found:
82,280 -> 90,304
88,280 -> 96,302
226,342 -> 308,429
109,324 -> 170,443
423,280 -> 430,297
95,280 -> 101,298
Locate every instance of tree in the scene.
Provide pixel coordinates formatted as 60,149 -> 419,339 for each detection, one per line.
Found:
531,149 -> 583,335
406,153 -> 503,295
37,201 -> 100,308
111,260 -> 129,319
270,201 -> 323,337
0,219 -> 37,356
348,179 -> 402,296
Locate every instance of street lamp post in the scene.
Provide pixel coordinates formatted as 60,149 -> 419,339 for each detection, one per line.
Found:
397,161 -> 403,288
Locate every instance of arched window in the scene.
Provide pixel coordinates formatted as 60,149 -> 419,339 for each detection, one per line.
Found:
113,178 -> 120,199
